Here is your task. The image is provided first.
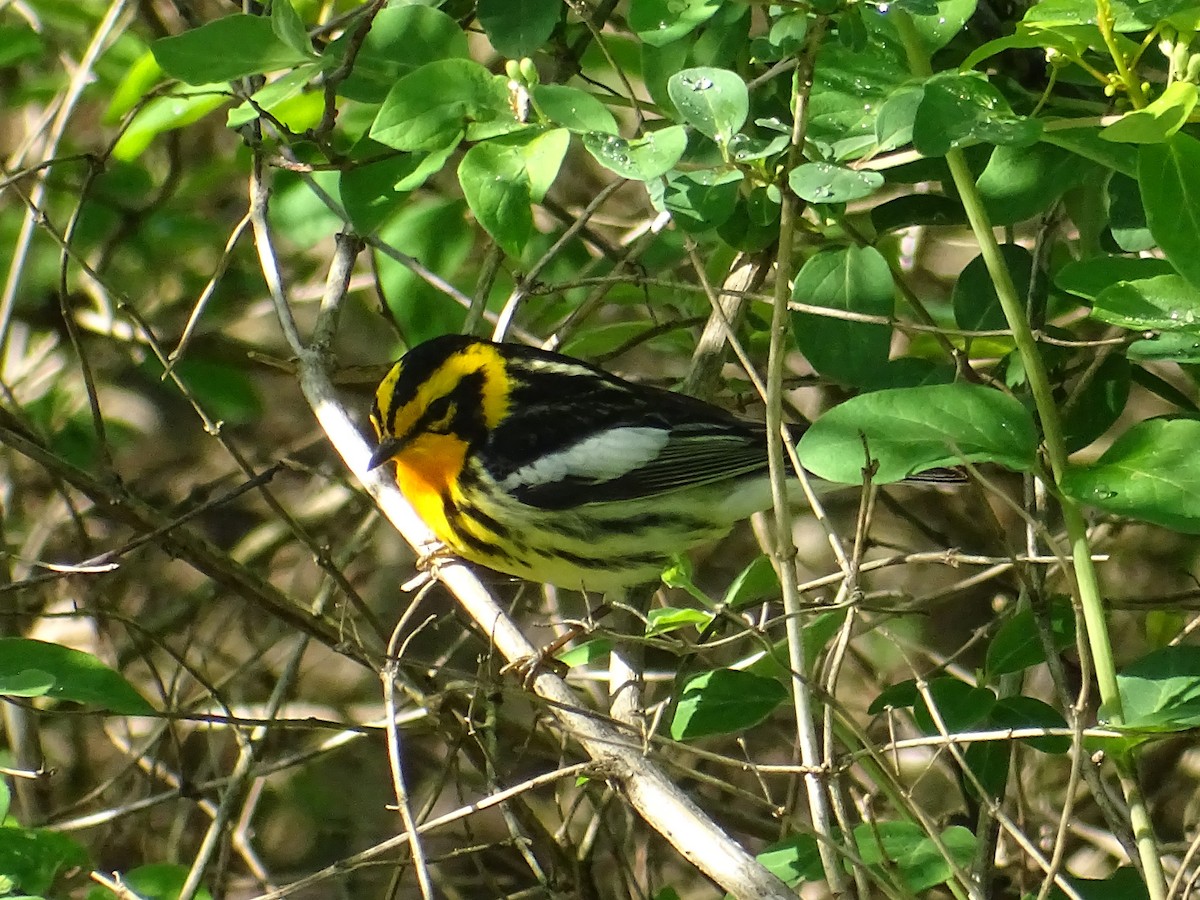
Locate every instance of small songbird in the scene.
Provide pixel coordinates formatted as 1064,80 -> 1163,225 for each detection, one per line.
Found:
368,334 -> 889,592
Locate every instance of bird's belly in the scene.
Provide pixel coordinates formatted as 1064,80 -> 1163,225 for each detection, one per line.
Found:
460,486 -> 745,593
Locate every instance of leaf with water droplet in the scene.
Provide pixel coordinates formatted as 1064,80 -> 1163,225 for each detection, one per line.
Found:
1062,418 -> 1200,534
581,126 -> 687,180
798,383 -> 1039,484
667,67 -> 748,144
788,161 -> 883,204
1091,274 -> 1200,333
912,72 -> 1041,157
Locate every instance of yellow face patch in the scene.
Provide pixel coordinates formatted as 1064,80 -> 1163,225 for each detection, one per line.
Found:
379,341 -> 512,443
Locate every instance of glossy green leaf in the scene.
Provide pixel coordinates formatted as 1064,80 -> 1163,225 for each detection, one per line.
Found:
270,0 -> 313,57
458,130 -> 569,257
660,168 -> 742,231
872,194 -> 966,232
667,67 -> 748,143
1055,256 -> 1177,301
478,0 -> 559,57
991,695 -> 1070,753
1102,82 -> 1197,144
0,638 -> 152,714
1063,355 -> 1130,451
755,835 -> 824,888
1090,274 -> 1200,331
645,607 -> 715,636
953,244 -> 1033,331
533,84 -> 617,134
370,59 -> 514,152
1107,173 -> 1156,252
1128,332 -> 1200,362
913,677 -> 995,734
581,127 -> 687,180
339,142 -> 456,233
1116,644 -> 1200,730
327,5 -> 469,103
1061,417 -> 1200,533
854,821 -> 976,894
152,15 -> 313,84
0,669 -> 55,698
788,162 -> 883,203
810,35 -> 910,159
555,639 -> 614,668
629,0 -> 722,47
0,828 -> 89,896
791,245 -> 894,387
977,142 -> 1092,226
722,555 -> 780,609
985,601 -> 1075,678
798,383 -> 1039,484
112,86 -> 230,161
1140,133 -> 1200,289
671,668 -> 787,739
913,73 -> 1042,156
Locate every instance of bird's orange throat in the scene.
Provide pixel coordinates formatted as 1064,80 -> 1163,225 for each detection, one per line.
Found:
391,433 -> 468,542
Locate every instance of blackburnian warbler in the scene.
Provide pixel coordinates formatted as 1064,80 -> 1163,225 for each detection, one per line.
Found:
367,335 -> 918,592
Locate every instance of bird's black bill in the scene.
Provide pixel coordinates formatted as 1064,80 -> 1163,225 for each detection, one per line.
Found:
368,436 -> 405,471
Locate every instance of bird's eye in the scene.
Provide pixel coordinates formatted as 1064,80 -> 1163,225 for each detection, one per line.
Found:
424,396 -> 455,433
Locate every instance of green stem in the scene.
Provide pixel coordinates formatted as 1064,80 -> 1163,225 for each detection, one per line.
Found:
1096,0 -> 1149,108
893,12 -> 1165,898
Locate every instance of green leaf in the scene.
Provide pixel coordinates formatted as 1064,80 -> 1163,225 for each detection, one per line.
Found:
791,245 -> 894,388
953,244 -> 1033,331
112,87 -> 230,161
1107,173 -> 1156,252
788,162 -> 883,203
667,67 -> 748,144
555,639 -> 613,668
1055,256 -> 1177,301
87,863 -> 213,900
913,677 -> 995,734
853,821 -> 976,894
1102,82 -> 1197,144
338,142 -> 457,234
629,0 -> 722,47
985,600 -> 1075,678
645,607 -> 715,636
152,15 -> 313,84
1063,355 -> 1130,451
0,638 -> 152,714
1061,417 -> 1200,533
874,84 -> 924,153
0,669 -> 55,698
581,127 -> 688,180
912,73 -> 1042,157
270,0 -> 314,58
660,168 -> 742,231
872,194 -> 966,232
991,695 -> 1070,753
1140,133 -> 1200,289
0,828 -> 89,896
671,669 -> 788,739
370,59 -> 515,152
977,142 -> 1092,226
532,84 -> 617,134
478,0 -> 559,57
1128,332 -> 1200,363
104,51 -> 164,123
797,383 -> 1039,484
1090,274 -> 1200,331
327,5 -> 469,103
722,555 -> 780,609
810,35 -> 911,159
0,23 -> 42,66
458,141 -> 531,257
1116,644 -> 1200,730
754,836 -> 825,888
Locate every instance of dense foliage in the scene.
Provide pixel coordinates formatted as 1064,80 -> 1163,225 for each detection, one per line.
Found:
3,0 -> 1200,897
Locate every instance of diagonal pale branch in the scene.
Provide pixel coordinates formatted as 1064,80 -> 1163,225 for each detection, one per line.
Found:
286,236 -> 796,900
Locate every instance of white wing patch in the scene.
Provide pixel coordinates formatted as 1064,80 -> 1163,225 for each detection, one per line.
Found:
498,426 -> 669,491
